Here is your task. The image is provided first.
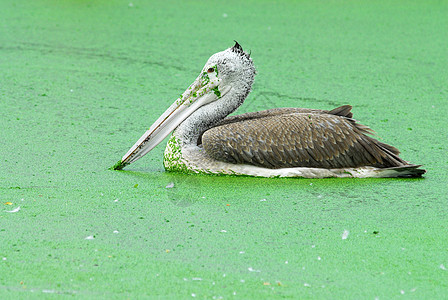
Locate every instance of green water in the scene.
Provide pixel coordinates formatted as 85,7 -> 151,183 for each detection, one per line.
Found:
1,0 -> 447,298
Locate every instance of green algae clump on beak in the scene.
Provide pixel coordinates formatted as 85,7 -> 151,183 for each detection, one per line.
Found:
110,159 -> 129,170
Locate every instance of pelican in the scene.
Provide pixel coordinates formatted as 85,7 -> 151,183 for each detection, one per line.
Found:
112,42 -> 425,178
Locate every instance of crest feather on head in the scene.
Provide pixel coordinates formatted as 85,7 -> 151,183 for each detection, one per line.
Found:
231,41 -> 251,59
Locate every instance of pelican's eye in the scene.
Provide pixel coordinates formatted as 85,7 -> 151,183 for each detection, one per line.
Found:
207,67 -> 215,73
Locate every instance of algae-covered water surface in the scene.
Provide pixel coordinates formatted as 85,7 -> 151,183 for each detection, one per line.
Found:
1,0 -> 447,298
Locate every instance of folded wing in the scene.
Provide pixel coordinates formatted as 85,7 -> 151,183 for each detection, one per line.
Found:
201,106 -> 408,169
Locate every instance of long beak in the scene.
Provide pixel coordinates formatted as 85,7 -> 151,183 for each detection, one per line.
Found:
112,71 -> 230,170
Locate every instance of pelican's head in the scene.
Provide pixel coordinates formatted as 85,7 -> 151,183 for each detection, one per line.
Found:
112,42 -> 255,170
203,42 -> 255,96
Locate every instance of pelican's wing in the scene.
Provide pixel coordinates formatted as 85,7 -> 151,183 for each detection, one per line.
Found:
202,107 -> 406,169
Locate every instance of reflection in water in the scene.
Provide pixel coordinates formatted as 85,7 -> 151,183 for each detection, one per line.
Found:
116,169 -> 403,208
162,174 -> 203,207
159,173 -> 268,207
160,173 -> 320,207
160,173 -> 278,207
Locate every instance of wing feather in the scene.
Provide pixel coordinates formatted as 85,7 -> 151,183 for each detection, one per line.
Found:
202,108 -> 408,169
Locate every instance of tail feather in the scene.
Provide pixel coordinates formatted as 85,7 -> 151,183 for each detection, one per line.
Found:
374,164 -> 426,178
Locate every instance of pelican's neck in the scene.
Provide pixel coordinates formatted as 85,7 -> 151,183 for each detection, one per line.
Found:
174,79 -> 253,146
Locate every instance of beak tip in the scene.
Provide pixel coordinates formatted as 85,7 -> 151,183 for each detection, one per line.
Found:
110,159 -> 129,171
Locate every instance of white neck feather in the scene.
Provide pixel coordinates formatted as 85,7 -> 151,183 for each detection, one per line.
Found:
174,74 -> 253,145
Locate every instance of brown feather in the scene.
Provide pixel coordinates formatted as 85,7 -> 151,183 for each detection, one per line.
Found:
201,106 -> 409,169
